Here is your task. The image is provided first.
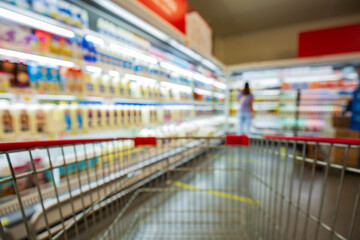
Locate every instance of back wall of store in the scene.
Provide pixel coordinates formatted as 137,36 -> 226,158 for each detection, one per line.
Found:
214,14 -> 360,65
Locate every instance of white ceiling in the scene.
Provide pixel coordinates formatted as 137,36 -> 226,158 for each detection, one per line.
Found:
188,0 -> 360,37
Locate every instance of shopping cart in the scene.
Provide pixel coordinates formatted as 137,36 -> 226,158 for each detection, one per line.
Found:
0,135 -> 359,240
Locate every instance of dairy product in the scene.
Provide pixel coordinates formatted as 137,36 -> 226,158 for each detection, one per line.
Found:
84,105 -> 95,130
13,104 -> 32,135
104,105 -> 113,128
0,103 -> 15,139
57,103 -> 71,131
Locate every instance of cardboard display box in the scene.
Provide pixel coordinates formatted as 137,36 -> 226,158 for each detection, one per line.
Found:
332,116 -> 351,128
330,128 -> 359,167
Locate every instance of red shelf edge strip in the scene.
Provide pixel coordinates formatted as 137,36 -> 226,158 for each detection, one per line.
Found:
0,137 -> 132,151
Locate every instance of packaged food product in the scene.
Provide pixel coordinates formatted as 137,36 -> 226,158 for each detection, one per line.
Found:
47,67 -> 61,92
95,105 -> 105,128
57,103 -> 72,131
71,5 -> 82,28
82,71 -> 95,95
81,9 -> 89,28
0,71 -> 11,92
85,105 -> 95,129
109,73 -> 121,96
0,61 -> 16,87
48,0 -> 60,19
70,104 -> 84,130
141,106 -> 150,125
104,105 -> 113,128
136,106 -> 142,126
113,106 -> 120,126
122,105 -> 130,127
58,0 -> 72,24
38,66 -> 50,91
13,104 -> 32,135
98,74 -> 110,96
118,105 -> 126,127
40,103 -> 63,135
0,104 -> 15,139
28,105 -> 47,134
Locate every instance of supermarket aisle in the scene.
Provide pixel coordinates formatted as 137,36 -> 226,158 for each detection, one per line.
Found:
99,143 -> 360,240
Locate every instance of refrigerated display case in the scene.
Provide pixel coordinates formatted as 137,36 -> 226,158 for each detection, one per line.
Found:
0,0 -> 226,142
228,64 -> 359,136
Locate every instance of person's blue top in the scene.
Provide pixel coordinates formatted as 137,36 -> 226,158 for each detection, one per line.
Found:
237,92 -> 254,113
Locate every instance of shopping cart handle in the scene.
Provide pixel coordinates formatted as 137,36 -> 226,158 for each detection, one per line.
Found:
225,135 -> 249,146
265,135 -> 360,145
0,138 -> 119,151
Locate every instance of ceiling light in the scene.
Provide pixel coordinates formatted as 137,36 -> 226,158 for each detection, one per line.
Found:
124,74 -> 157,85
85,34 -> 105,46
160,62 -> 193,78
110,43 -> 158,64
0,48 -> 74,67
193,74 -> 213,85
92,0 -> 170,42
160,82 -> 192,92
0,7 -> 75,38
169,40 -> 202,62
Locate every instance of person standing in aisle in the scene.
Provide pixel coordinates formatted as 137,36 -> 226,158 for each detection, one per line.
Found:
237,82 -> 254,135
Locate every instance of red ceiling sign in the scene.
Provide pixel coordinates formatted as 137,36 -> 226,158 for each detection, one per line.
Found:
298,23 -> 360,57
137,0 -> 187,34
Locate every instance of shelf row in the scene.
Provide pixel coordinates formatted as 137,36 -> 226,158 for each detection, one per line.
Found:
0,2 -> 226,98
0,91 -> 224,106
0,100 -> 225,141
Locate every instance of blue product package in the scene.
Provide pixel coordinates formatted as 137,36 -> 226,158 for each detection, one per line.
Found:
47,67 -> 61,91
28,64 -> 40,88
82,37 -> 92,62
64,109 -> 72,130
76,109 -> 83,129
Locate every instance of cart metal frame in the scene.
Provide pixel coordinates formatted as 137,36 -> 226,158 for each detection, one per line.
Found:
0,135 -> 359,240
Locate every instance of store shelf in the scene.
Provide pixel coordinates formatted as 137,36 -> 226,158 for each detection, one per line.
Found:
5,115 -> 224,142
0,2 -> 226,109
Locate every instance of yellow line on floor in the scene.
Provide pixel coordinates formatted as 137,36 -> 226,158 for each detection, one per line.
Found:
211,155 -> 267,164
172,181 -> 260,205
